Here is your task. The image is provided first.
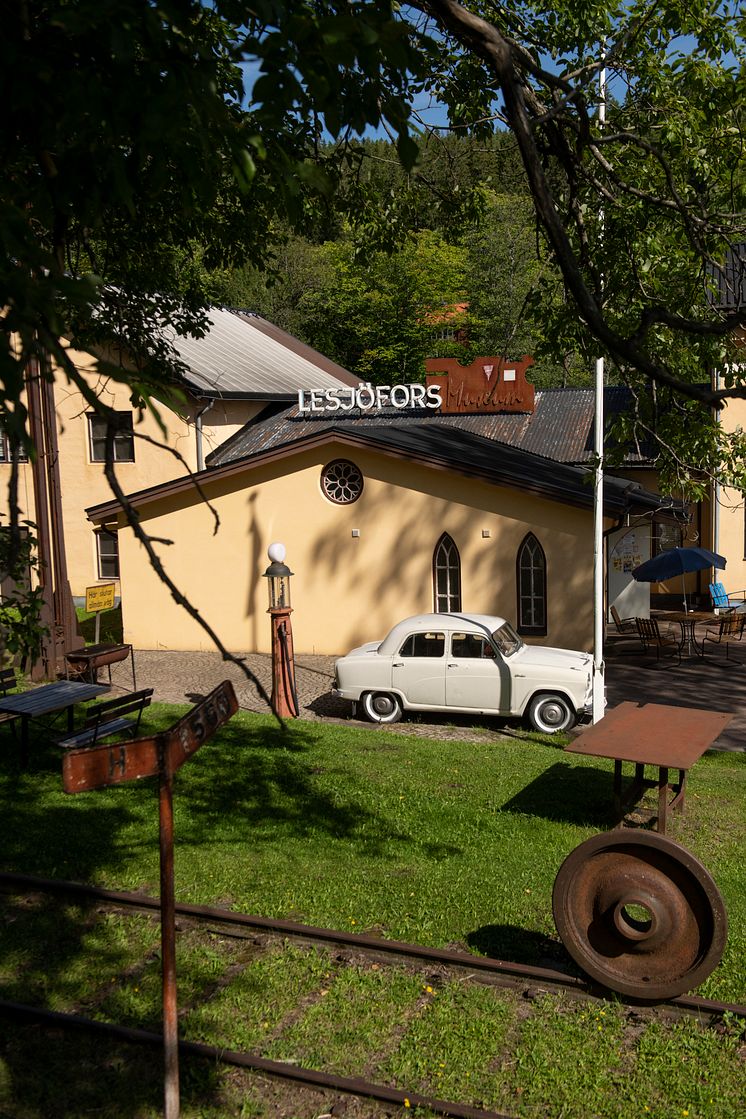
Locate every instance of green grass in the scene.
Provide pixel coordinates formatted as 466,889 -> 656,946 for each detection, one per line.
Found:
0,708 -> 744,1117
75,605 -> 124,645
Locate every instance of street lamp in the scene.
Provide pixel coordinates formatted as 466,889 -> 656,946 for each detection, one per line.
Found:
263,542 -> 299,719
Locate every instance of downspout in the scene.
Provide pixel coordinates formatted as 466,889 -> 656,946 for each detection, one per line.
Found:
195,400 -> 215,473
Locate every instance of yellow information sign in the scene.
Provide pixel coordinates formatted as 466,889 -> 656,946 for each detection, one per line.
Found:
85,583 -> 116,614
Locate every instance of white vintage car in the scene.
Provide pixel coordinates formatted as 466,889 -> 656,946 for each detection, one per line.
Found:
333,613 -> 594,734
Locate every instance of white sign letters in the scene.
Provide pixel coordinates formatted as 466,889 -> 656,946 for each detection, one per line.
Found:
298,382 -> 443,415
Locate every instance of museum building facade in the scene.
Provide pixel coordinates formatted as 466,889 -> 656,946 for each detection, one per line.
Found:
87,357 -> 687,656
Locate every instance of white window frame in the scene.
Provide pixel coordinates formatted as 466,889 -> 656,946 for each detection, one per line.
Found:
88,412 -> 135,463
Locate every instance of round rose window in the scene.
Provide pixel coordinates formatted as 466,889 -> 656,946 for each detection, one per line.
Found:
321,459 -> 364,504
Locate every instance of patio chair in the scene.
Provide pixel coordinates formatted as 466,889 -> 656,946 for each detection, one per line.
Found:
709,582 -> 746,612
635,617 -> 681,663
610,605 -> 636,634
702,612 -> 746,660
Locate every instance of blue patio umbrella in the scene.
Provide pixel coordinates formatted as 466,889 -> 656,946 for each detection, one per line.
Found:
631,547 -> 726,611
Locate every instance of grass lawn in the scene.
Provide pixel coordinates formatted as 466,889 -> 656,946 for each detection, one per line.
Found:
0,707 -> 744,1118
75,605 -> 124,645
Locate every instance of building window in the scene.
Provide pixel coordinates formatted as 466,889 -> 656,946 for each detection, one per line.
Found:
321,459 -> 363,504
88,412 -> 135,463
517,533 -> 546,635
96,530 -> 119,579
433,533 -> 461,613
0,432 -> 29,463
653,521 -> 681,556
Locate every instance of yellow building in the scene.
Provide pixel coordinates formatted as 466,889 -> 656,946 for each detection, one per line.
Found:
0,310 -> 360,601
87,361 -> 686,655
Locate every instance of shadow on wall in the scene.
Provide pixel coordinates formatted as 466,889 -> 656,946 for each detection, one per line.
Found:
245,490 -> 262,651
301,464 -> 594,654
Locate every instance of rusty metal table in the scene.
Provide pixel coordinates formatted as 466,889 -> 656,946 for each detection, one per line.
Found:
0,680 -> 110,767
66,642 -> 136,688
565,702 -> 733,832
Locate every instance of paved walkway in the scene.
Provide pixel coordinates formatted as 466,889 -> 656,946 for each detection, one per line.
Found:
108,635 -> 746,751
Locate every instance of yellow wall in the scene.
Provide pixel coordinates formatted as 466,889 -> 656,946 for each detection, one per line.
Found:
715,391 -> 746,594
0,346 -> 262,598
114,442 -> 598,655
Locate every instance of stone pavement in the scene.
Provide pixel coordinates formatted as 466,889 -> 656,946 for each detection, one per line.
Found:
106,635 -> 746,751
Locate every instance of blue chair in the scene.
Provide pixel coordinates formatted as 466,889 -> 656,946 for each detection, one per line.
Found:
709,582 -> 746,611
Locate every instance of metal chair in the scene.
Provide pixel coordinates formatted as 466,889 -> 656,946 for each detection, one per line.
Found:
635,617 -> 681,663
702,613 -> 746,660
708,582 -> 746,611
610,605 -> 636,634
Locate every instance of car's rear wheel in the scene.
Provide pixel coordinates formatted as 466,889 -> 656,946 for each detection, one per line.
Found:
527,692 -> 576,734
361,691 -> 403,724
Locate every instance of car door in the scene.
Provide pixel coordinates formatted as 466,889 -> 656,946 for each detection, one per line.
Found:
445,631 -> 504,711
391,630 -> 447,707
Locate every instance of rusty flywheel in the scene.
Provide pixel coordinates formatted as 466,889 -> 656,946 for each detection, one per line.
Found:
552,831 -> 727,1001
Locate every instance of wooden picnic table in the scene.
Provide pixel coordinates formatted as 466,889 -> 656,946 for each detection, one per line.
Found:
0,680 -> 110,767
565,701 -> 733,832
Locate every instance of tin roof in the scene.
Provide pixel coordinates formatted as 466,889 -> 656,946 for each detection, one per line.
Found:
88,414 -> 683,525
207,384 -> 655,468
166,309 -> 360,399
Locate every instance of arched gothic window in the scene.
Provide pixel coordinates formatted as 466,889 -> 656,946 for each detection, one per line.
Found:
517,533 -> 547,635
433,533 -> 461,613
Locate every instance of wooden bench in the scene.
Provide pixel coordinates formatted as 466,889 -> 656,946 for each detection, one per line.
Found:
57,688 -> 153,749
0,666 -> 19,730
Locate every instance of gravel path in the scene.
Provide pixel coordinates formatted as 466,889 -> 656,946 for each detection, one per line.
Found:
105,639 -> 746,751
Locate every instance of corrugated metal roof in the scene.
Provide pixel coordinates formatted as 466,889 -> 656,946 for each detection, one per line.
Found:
87,417 -> 684,524
208,385 -> 655,467
166,308 -> 359,398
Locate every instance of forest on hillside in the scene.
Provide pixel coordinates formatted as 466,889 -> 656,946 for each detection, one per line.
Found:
204,134 -> 592,389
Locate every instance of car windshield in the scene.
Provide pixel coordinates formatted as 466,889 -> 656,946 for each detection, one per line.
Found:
491,622 -> 524,658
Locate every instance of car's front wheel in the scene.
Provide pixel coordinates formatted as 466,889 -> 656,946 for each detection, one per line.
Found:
527,693 -> 576,734
361,691 -> 403,724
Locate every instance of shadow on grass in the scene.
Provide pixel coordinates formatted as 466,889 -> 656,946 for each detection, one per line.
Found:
0,1018 -> 228,1119
76,606 -> 124,645
0,708 -> 456,1115
500,762 -> 614,829
466,923 -> 568,968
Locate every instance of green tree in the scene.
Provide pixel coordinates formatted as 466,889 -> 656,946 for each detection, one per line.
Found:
4,0 -> 746,663
292,230 -> 468,381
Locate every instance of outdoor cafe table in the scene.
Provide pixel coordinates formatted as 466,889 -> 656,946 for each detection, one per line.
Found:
564,701 -> 733,833
656,610 -> 720,657
0,680 -> 110,767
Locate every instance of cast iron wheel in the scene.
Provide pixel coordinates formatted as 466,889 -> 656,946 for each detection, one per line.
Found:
527,692 -> 576,734
552,831 -> 728,1001
361,691 -> 403,724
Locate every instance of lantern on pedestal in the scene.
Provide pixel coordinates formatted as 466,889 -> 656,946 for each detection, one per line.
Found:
263,543 -> 299,719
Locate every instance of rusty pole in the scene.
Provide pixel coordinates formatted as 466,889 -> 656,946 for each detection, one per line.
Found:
158,756 -> 180,1119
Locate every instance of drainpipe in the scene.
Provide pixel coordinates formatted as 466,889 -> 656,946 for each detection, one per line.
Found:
195,400 -> 215,473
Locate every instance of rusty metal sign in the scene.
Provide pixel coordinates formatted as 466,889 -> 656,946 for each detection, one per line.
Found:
62,679 -> 238,1119
424,355 -> 536,414
63,680 -> 238,793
